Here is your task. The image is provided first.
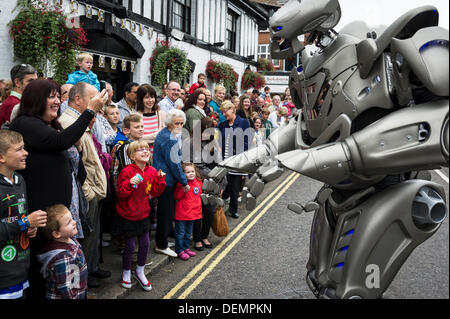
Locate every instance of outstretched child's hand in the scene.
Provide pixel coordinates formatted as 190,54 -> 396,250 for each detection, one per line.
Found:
158,169 -> 166,178
27,210 -> 47,228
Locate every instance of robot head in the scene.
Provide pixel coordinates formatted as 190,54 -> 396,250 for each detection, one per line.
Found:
269,0 -> 341,60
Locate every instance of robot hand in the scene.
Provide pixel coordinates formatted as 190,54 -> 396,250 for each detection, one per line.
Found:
201,145 -> 285,210
201,166 -> 228,207
241,158 -> 284,211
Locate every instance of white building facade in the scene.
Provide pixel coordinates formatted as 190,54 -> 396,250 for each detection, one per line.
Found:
0,0 -> 270,99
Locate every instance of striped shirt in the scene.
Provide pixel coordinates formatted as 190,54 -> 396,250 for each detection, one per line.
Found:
142,112 -> 159,154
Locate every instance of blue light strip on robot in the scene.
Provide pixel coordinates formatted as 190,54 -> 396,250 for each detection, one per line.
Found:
345,229 -> 354,236
336,262 -> 345,268
419,40 -> 449,52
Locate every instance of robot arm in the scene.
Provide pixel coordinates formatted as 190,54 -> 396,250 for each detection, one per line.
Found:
277,100 -> 449,186
203,118 -> 297,210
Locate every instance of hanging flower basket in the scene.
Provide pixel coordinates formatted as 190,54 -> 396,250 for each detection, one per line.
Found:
8,0 -> 88,84
205,60 -> 238,93
150,39 -> 190,86
257,58 -> 275,73
241,69 -> 266,90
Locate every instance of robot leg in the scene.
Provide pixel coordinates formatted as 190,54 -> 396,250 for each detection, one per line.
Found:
307,180 -> 447,299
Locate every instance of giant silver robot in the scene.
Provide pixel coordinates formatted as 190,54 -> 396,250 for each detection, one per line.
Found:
203,0 -> 449,299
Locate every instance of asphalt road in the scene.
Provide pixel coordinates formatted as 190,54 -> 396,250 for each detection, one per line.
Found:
125,169 -> 449,300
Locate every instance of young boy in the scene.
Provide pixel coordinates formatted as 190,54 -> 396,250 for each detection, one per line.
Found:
66,52 -> 101,91
110,113 -> 145,188
37,204 -> 88,299
189,73 -> 206,95
261,107 -> 274,139
0,130 -> 47,299
105,104 -> 127,148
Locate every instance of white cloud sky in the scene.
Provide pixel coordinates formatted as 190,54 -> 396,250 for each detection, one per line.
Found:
336,0 -> 449,31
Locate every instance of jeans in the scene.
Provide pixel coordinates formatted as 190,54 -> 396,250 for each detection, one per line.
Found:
174,220 -> 195,254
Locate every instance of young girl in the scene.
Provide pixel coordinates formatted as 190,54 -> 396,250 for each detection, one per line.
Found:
173,163 -> 203,260
252,117 -> 265,147
116,140 -> 166,291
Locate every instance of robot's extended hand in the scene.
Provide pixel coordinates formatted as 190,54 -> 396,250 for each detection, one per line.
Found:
201,144 -> 285,210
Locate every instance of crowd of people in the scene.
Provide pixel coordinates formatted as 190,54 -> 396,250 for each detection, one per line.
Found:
0,52 -> 298,299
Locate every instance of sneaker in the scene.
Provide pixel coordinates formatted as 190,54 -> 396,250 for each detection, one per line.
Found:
154,246 -> 178,257
178,251 -> 190,260
184,249 -> 196,257
132,272 -> 152,292
121,279 -> 132,289
168,242 -> 175,248
230,212 -> 239,219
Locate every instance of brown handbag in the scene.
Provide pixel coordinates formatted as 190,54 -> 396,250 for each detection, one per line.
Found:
212,206 -> 229,237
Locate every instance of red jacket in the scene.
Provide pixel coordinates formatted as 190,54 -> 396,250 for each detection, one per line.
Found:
116,163 -> 166,221
174,178 -> 203,221
0,94 -> 20,127
189,82 -> 206,95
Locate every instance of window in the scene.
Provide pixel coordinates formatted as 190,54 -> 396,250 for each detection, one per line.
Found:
118,0 -> 133,11
226,9 -> 238,53
258,44 -> 280,68
173,0 -> 191,33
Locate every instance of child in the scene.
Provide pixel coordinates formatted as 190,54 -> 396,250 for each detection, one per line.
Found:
105,104 -> 127,148
173,163 -> 202,261
37,204 -> 87,299
0,130 -> 47,299
261,107 -> 273,139
252,117 -> 265,147
66,52 -> 101,91
260,86 -> 272,104
189,73 -> 206,95
110,113 -> 144,188
116,140 -> 166,291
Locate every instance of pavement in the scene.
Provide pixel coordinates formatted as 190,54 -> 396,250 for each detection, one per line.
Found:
86,204 -> 230,299
86,171 -> 289,299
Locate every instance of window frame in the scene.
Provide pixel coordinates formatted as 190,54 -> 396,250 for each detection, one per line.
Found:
172,0 -> 191,34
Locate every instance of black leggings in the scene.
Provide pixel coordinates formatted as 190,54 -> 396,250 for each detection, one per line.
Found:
155,186 -> 175,249
193,203 -> 216,242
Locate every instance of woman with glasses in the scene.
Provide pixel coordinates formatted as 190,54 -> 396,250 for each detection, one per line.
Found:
152,109 -> 189,258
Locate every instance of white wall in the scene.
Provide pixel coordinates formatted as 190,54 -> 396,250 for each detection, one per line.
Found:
0,0 -> 20,80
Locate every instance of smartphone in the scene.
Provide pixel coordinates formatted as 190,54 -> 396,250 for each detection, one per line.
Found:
100,80 -> 106,92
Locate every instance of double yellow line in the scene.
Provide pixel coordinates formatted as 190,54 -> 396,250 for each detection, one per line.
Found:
163,171 -> 300,299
